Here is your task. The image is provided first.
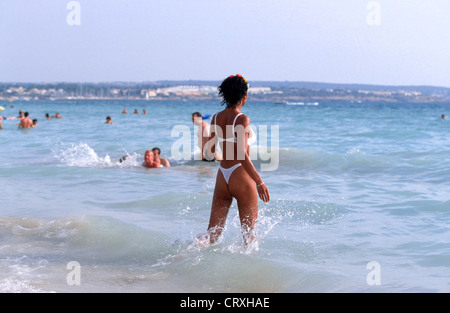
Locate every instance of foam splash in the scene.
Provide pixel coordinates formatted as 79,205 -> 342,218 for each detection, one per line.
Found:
168,196 -> 338,261
156,204 -> 284,269
0,256 -> 51,293
52,142 -> 110,167
52,142 -> 140,168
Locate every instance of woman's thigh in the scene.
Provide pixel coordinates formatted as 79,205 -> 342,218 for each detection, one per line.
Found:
228,166 -> 258,228
208,170 -> 233,231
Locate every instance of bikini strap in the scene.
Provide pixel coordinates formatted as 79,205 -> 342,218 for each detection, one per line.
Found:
232,113 -> 244,138
213,112 -> 243,141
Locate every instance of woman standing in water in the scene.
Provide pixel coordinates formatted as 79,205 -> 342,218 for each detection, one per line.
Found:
198,74 -> 270,247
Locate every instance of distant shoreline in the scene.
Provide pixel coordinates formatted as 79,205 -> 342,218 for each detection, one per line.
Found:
1,97 -> 448,104
1,81 -> 450,104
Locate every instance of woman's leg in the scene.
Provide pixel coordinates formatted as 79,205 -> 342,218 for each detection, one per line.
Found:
206,170 -> 233,244
228,166 -> 259,246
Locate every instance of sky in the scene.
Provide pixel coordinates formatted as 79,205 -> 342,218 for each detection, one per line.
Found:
1,0 -> 450,87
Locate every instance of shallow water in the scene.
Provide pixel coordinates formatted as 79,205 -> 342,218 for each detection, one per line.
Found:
0,100 -> 449,292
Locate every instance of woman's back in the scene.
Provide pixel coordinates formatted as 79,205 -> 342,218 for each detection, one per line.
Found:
212,109 -> 249,166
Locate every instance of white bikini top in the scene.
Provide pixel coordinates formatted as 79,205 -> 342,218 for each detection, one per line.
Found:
213,112 -> 256,144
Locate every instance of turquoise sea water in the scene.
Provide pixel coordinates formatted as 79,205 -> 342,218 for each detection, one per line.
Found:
0,99 -> 449,292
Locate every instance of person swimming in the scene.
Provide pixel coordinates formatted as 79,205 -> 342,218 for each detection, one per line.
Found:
105,116 -> 113,124
119,155 -> 130,163
195,74 -> 270,248
192,112 -> 223,162
152,147 -> 170,167
142,150 -> 161,168
18,112 -> 33,128
0,116 -> 17,130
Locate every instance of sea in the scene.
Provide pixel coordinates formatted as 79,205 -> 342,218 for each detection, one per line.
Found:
0,99 -> 449,293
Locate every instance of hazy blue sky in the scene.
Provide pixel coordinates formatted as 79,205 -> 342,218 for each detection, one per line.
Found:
1,0 -> 450,86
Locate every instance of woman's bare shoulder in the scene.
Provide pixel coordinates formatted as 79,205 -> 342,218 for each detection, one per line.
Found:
236,113 -> 250,126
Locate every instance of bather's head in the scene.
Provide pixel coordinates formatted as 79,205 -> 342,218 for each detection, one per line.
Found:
218,74 -> 249,109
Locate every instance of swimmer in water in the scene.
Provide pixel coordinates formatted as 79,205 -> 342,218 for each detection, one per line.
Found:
192,111 -> 223,161
105,116 -> 113,125
119,155 -> 130,163
142,150 -> 161,168
192,112 -> 210,160
195,74 -> 270,248
152,147 -> 170,167
19,112 -> 33,128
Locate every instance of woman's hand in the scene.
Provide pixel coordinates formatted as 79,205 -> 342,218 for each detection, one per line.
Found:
257,182 -> 270,203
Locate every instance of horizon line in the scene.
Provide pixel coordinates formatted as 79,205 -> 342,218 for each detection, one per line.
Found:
1,80 -> 450,90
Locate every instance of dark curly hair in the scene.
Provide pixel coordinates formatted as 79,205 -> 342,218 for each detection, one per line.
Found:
218,75 -> 249,108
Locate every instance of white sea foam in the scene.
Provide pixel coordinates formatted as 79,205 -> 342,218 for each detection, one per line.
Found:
52,142 -> 140,168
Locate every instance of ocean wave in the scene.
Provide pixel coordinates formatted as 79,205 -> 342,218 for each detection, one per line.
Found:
286,101 -> 319,106
0,216 -> 168,262
0,214 -> 294,292
272,146 -> 448,180
52,142 -> 141,168
272,146 -> 388,175
0,215 -> 175,292
49,141 -> 389,176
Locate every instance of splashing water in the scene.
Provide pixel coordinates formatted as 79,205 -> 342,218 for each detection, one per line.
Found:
52,142 -> 140,168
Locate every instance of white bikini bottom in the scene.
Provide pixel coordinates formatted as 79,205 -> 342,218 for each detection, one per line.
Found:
219,163 -> 242,185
